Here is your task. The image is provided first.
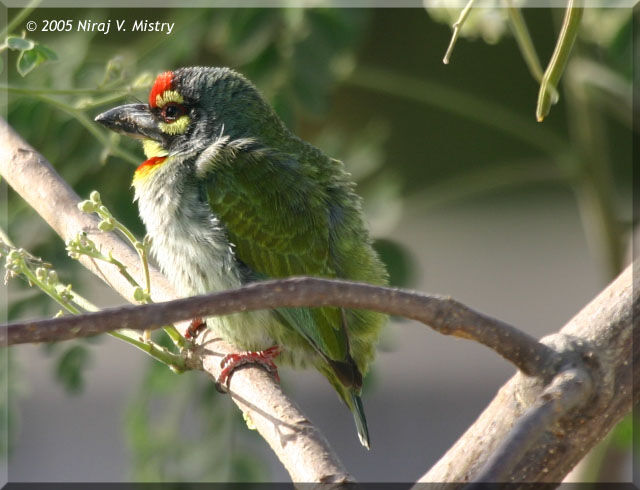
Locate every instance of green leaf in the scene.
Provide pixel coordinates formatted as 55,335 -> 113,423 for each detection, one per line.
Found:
16,43 -> 57,77
16,48 -> 39,77
34,43 -> 58,61
6,36 -> 34,51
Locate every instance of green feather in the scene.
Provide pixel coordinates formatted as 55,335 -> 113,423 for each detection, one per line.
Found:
200,136 -> 387,446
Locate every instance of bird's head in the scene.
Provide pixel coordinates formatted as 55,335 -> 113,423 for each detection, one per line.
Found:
95,66 -> 279,163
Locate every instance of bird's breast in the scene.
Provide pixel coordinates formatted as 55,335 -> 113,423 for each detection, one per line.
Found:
133,168 -> 242,298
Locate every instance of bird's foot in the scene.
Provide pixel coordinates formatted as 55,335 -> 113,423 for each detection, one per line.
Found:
185,317 -> 206,340
218,345 -> 281,389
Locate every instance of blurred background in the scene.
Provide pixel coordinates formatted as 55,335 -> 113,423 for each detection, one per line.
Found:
1,5 -> 635,484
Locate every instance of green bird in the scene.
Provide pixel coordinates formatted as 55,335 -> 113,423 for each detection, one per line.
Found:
95,66 -> 388,448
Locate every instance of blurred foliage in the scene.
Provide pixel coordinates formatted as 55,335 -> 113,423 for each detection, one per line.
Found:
42,340 -> 97,395
610,413 -> 632,449
581,8 -> 632,50
426,2 -> 509,45
372,238 -> 416,289
2,4 -> 634,483
0,349 -> 21,459
52,344 -> 92,394
208,9 -> 370,124
125,336 -> 265,482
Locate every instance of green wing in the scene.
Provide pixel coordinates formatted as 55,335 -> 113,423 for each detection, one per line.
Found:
201,139 -> 348,363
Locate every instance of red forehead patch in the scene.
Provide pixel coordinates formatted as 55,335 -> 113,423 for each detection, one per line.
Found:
149,71 -> 174,107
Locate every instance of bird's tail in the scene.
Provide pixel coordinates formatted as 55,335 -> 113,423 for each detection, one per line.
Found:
348,390 -> 370,450
320,363 -> 371,449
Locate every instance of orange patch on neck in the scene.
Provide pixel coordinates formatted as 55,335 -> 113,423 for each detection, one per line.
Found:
134,156 -> 167,182
149,71 -> 174,108
137,156 -> 166,171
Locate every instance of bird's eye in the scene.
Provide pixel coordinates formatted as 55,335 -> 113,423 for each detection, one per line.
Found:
161,102 -> 186,122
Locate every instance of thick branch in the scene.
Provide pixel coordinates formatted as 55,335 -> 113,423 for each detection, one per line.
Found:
420,260 -> 637,485
468,368 -> 592,484
0,116 -> 351,483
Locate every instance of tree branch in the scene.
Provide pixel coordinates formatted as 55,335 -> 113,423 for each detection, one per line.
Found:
468,367 -> 592,484
2,276 -> 562,378
419,260 -> 637,485
0,116 -> 351,483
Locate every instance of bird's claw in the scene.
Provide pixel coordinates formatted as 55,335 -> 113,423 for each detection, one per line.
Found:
185,317 -> 206,340
217,345 -> 281,390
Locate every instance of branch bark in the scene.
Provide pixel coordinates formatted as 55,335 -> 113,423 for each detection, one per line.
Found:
2,277 -> 562,379
0,117 -> 352,483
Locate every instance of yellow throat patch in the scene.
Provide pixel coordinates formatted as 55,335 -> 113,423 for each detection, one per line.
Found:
132,140 -> 169,185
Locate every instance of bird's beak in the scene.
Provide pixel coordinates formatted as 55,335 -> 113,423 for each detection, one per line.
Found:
95,103 -> 163,142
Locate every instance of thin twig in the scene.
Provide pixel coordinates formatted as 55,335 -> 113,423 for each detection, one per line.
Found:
1,230 -> 187,370
1,276 -> 562,379
7,88 -> 139,164
505,1 -> 544,83
0,0 -> 41,39
442,0 -> 475,65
